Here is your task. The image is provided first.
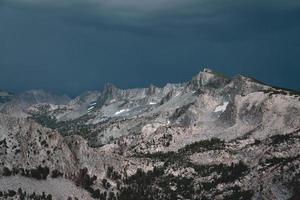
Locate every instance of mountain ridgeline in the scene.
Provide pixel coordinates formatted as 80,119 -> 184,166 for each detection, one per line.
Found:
0,69 -> 299,200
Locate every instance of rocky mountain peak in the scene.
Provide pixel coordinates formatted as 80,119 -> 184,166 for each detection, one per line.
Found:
102,83 -> 120,97
103,83 -> 119,92
189,68 -> 231,90
94,83 -> 121,106
147,84 -> 160,96
203,68 -> 213,73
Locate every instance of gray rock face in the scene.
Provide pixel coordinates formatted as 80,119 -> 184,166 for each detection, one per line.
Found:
0,69 -> 299,200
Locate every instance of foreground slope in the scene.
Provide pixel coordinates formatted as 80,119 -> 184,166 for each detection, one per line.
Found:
0,69 -> 299,200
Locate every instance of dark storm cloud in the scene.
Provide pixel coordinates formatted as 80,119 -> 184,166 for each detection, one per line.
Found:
4,0 -> 300,37
0,0 -> 300,96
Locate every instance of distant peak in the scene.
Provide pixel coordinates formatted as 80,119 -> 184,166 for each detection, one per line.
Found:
0,90 -> 13,96
24,89 -> 46,94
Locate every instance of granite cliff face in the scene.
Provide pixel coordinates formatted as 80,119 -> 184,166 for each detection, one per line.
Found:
0,69 -> 299,200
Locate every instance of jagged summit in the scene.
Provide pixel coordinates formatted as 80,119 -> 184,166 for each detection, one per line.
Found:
188,68 -> 230,91
203,68 -> 213,73
100,83 -> 120,101
103,83 -> 120,93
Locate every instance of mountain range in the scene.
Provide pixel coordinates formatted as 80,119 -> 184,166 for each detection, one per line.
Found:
0,69 -> 299,200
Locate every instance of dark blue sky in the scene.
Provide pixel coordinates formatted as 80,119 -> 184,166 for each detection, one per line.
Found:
1,0 -> 300,96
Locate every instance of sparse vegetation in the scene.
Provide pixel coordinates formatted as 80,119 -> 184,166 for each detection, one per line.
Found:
287,172 -> 300,200
119,167 -> 194,200
2,166 -> 50,180
179,137 -> 225,153
223,187 -> 254,200
31,114 -> 93,137
264,155 -> 300,168
31,114 -> 58,129
51,169 -> 63,178
270,132 -> 300,145
116,158 -> 250,200
0,189 -> 52,200
107,166 -> 121,180
75,168 -> 97,192
137,138 -> 225,164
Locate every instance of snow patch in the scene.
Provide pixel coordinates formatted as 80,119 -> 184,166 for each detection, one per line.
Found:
49,104 -> 59,111
115,108 -> 130,115
214,102 -> 229,113
87,106 -> 94,111
89,102 -> 97,106
174,92 -> 180,97
149,102 -> 157,105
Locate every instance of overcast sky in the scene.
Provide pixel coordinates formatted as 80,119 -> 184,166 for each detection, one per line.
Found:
1,0 -> 300,96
